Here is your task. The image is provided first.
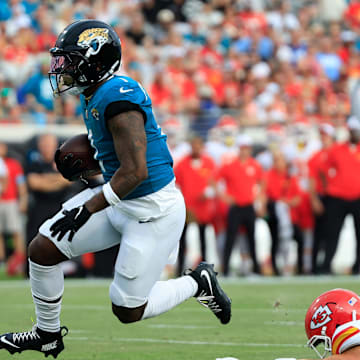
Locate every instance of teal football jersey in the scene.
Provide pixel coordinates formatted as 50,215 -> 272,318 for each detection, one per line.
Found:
80,75 -> 174,200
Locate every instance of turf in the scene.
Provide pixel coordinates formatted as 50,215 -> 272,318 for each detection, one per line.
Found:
0,276 -> 359,360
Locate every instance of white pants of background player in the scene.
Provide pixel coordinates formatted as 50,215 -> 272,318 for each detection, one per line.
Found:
30,180 -> 198,332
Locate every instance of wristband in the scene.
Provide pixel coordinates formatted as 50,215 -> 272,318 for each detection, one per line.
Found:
102,182 -> 121,206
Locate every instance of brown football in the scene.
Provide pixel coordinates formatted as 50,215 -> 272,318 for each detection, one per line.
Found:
57,133 -> 101,179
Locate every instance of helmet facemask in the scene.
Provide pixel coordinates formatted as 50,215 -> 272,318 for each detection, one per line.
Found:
49,51 -> 89,96
307,326 -> 332,359
49,45 -> 120,96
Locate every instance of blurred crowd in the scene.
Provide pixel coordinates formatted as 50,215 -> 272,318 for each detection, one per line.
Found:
2,0 -> 360,277
0,0 -> 359,128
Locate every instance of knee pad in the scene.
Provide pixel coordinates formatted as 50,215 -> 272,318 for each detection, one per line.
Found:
109,279 -> 127,307
109,273 -> 147,308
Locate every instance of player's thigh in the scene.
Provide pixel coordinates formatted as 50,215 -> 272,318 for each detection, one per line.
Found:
110,199 -> 186,307
39,188 -> 122,259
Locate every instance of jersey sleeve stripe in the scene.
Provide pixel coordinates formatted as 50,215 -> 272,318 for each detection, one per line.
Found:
332,327 -> 360,354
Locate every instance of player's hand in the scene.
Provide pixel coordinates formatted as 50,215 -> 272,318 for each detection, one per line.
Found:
50,205 -> 92,242
311,197 -> 324,215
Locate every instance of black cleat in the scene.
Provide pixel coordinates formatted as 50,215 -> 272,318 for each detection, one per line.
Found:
0,326 -> 68,358
185,262 -> 231,324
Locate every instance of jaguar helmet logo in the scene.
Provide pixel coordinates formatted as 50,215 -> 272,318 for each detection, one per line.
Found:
310,305 -> 333,329
91,108 -> 100,120
77,28 -> 109,56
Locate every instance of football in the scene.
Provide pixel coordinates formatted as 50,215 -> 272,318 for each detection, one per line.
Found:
55,133 -> 101,181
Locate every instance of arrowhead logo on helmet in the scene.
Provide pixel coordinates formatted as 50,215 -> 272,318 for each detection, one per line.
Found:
310,305 -> 333,330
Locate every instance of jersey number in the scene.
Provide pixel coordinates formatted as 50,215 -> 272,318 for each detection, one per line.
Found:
88,129 -> 106,173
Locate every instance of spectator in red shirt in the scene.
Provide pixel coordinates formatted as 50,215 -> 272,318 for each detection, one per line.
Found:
345,0 -> 360,28
265,150 -> 303,275
0,142 -> 28,275
174,135 -> 216,276
321,116 -> 360,274
308,124 -> 335,273
36,18 -> 57,52
217,134 -> 263,276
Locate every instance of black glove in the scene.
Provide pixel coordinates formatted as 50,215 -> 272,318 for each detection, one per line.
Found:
50,205 -> 92,242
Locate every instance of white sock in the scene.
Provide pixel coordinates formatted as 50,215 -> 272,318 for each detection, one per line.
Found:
141,275 -> 198,320
29,259 -> 64,333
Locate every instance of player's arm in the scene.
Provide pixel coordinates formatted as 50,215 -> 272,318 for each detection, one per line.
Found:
308,176 -> 324,215
84,110 -> 148,213
0,175 -> 6,195
17,180 -> 28,213
255,177 -> 267,217
50,110 -> 148,241
27,173 -> 70,192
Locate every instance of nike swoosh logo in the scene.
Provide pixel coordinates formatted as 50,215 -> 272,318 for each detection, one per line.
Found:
74,206 -> 83,220
0,336 -> 20,349
200,269 -> 213,296
119,87 -> 133,94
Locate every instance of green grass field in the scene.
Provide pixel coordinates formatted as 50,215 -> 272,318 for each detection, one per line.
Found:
1,276 -> 360,360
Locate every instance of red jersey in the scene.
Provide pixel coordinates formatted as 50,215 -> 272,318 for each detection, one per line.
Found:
1,158 -> 24,202
175,155 -> 216,223
297,191 -> 314,229
237,11 -> 267,32
265,169 -> 302,224
218,157 -> 263,206
308,148 -> 331,195
149,83 -> 171,107
326,143 -> 360,200
345,3 -> 360,28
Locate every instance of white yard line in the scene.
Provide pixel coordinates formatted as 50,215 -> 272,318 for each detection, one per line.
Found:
147,324 -> 216,329
67,329 -> 91,334
263,321 -> 303,326
66,336 -> 304,348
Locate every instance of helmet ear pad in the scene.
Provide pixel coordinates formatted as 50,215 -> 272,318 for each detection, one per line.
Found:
76,43 -> 119,86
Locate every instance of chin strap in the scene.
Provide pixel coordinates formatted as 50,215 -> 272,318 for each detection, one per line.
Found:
67,86 -> 88,95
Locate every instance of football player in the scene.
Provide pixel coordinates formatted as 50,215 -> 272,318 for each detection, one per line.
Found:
0,20 -> 231,358
275,288 -> 360,360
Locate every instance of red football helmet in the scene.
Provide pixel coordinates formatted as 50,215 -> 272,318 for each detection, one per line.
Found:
305,288 -> 360,358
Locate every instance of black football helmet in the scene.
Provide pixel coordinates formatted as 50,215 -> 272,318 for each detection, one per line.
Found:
49,19 -> 121,95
